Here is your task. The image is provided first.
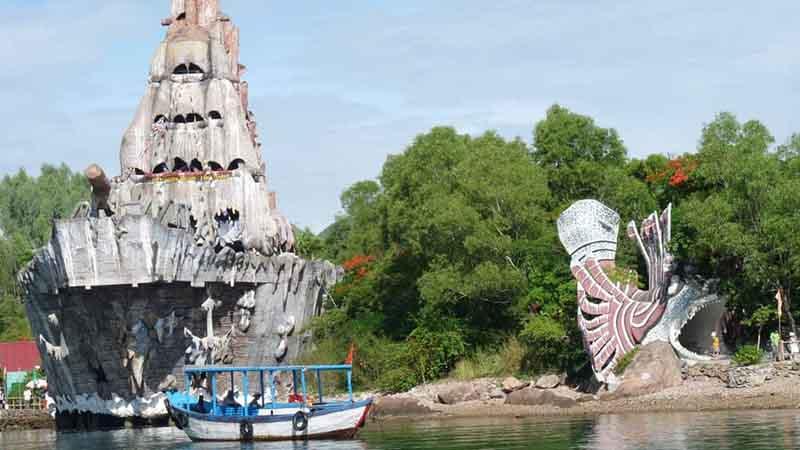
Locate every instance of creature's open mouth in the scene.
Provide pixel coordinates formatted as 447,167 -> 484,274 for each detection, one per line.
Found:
670,294 -> 727,360
643,278 -> 728,362
214,208 -> 244,252
214,208 -> 240,227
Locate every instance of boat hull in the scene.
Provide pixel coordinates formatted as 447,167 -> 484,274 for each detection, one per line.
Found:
169,400 -> 371,442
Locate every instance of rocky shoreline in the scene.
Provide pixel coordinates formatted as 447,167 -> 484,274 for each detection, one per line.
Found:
371,357 -> 800,422
7,355 -> 800,432
0,410 -> 54,432
372,377 -> 800,421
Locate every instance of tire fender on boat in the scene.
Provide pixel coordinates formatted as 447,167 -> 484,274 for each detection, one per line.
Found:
292,411 -> 308,432
240,421 -> 254,441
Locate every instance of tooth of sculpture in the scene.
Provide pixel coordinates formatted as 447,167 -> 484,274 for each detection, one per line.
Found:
183,327 -> 207,366
276,315 -> 296,336
274,338 -> 288,361
40,333 -> 70,361
165,311 -> 177,337
236,290 -> 256,332
155,318 -> 165,344
154,312 -> 178,344
40,313 -> 69,361
200,296 -> 221,339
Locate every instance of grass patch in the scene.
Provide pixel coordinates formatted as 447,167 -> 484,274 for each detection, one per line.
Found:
613,347 -> 640,376
450,338 -> 525,380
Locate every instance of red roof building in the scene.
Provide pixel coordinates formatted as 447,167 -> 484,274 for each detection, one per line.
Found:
0,341 -> 41,372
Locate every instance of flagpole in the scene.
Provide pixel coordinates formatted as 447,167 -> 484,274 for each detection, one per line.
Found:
778,288 -> 783,361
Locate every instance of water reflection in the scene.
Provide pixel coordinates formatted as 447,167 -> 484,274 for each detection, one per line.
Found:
589,413 -> 691,450
586,410 -> 800,450
3,409 -> 800,449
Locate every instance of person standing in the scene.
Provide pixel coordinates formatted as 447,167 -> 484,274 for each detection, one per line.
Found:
711,332 -> 720,358
789,332 -> 800,361
771,330 -> 782,361
0,388 -> 5,410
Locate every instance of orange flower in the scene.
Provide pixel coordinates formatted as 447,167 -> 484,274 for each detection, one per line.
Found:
669,169 -> 688,187
342,255 -> 376,279
342,255 -> 375,271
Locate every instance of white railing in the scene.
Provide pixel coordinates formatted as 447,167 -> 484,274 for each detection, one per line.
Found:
2,397 -> 47,411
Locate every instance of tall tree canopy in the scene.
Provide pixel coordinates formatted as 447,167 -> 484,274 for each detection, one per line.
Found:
674,113 -> 800,334
0,164 -> 89,341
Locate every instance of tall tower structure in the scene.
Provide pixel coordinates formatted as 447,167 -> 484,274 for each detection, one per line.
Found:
114,0 -> 292,256
20,0 -> 339,430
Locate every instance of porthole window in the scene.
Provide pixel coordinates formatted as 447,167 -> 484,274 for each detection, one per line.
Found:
174,158 -> 189,172
228,159 -> 245,170
186,113 -> 205,123
172,63 -> 204,76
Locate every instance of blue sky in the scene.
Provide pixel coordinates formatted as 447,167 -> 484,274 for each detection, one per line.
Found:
2,1 -> 800,231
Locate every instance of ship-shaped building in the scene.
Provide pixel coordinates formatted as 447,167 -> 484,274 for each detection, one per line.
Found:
20,0 -> 339,429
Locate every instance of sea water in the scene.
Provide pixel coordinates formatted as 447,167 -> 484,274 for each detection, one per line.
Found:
2,409 -> 799,450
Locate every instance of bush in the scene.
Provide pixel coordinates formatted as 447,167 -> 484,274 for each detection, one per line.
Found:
733,345 -> 763,366
613,348 -> 639,376
519,315 -> 570,372
377,367 -> 418,393
406,327 -> 466,383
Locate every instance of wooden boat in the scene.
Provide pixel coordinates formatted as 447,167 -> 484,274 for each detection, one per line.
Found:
165,364 -> 372,442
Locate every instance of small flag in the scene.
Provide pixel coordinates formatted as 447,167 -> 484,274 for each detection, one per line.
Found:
777,289 -> 783,319
344,343 -> 356,365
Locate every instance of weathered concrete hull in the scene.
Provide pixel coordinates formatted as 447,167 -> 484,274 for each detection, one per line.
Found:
21,217 -> 339,430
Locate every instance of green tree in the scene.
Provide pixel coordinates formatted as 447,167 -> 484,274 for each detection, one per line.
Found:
743,305 -> 775,349
532,104 -> 627,205
294,226 -> 325,260
676,112 -> 800,336
321,180 -> 383,262
0,164 -> 89,341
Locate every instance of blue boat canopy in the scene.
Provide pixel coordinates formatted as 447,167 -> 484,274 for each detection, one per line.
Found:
170,364 -> 357,419
184,364 -> 353,374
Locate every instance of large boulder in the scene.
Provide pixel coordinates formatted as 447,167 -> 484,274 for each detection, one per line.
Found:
371,395 -> 434,417
726,364 -> 775,388
534,374 -> 560,389
504,387 -> 577,408
502,377 -> 530,393
436,382 -> 481,404
610,342 -> 682,399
